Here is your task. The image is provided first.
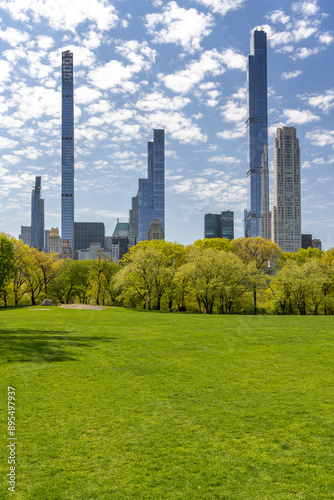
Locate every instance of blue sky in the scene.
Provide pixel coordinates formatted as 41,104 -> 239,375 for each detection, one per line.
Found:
0,0 -> 333,248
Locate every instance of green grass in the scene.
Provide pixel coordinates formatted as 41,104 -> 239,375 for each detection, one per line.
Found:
1,307 -> 334,499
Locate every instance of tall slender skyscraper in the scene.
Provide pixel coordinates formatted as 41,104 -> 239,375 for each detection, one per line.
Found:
61,50 -> 74,253
131,129 -> 165,241
245,30 -> 270,239
31,176 -> 44,249
271,127 -> 301,252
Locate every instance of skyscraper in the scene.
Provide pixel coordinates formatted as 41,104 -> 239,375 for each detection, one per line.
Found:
74,222 -> 105,255
61,50 -> 74,253
245,30 -> 270,239
204,211 -> 234,240
31,176 -> 44,249
271,127 -> 301,252
131,129 -> 165,241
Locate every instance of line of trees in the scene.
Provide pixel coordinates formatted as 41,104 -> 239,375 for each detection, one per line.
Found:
1,233 -> 333,315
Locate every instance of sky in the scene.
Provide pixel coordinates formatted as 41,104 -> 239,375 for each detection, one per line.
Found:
0,0 -> 333,249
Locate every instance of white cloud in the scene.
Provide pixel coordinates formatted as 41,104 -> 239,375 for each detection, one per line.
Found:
220,99 -> 247,123
0,136 -> 19,149
0,27 -> 30,46
137,111 -> 207,144
193,0 -> 246,17
172,176 -> 246,206
9,85 -> 60,121
305,130 -> 334,147
281,70 -> 302,80
282,108 -> 320,124
292,1 -> 319,17
266,9 -> 290,24
292,19 -> 318,42
2,155 -> 21,165
317,31 -> 334,45
161,49 -> 246,93
86,100 -> 112,115
75,87 -> 102,104
16,146 -> 42,159
0,60 -> 12,84
217,122 -> 245,140
88,41 -> 156,93
1,0 -> 119,32
136,92 -> 190,111
37,35 -> 54,50
208,155 -> 241,164
298,89 -> 334,113
145,1 -> 214,53
292,46 -> 321,59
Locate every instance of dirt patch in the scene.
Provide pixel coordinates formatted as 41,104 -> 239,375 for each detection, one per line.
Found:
59,304 -> 106,311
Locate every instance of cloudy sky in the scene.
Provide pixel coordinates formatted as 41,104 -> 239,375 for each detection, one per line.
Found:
0,0 -> 333,248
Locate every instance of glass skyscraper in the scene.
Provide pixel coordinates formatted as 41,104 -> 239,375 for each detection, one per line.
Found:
61,50 -> 74,252
31,176 -> 44,249
204,211 -> 234,241
246,30 -> 270,239
131,129 -> 165,241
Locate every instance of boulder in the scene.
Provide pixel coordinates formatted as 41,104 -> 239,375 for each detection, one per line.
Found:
41,299 -> 53,306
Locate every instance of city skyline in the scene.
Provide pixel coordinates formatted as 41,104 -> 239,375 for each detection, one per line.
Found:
0,0 -> 333,249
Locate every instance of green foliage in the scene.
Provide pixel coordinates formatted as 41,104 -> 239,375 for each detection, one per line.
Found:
0,234 -> 15,304
1,235 -> 334,314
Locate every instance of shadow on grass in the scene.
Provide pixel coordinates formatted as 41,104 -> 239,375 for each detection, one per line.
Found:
0,329 -> 117,363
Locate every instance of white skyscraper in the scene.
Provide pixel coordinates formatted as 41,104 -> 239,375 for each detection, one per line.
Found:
271,127 -> 301,252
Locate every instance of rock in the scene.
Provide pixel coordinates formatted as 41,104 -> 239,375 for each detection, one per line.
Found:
41,299 -> 53,306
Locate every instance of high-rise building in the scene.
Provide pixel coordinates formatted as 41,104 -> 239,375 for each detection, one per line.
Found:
245,30 -> 270,239
147,218 -> 164,240
271,127 -> 301,252
31,176 -> 44,249
220,211 -> 234,241
204,211 -> 234,240
74,222 -> 105,256
48,227 -> 61,254
19,226 -> 31,247
61,50 -> 74,253
204,214 -> 220,239
131,130 -> 165,242
301,234 -> 312,249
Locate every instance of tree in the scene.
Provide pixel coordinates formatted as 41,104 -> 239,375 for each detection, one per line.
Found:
216,252 -> 247,314
115,247 -> 167,310
180,247 -> 222,314
50,260 -> 91,304
193,238 -> 234,252
231,237 -> 281,270
0,235 -> 15,306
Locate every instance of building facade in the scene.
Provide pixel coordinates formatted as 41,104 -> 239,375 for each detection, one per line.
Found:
147,218 -> 164,240
131,130 -> 165,242
48,227 -> 61,254
61,50 -> 74,254
271,127 -> 301,252
204,211 -> 234,241
77,242 -> 112,261
245,30 -> 270,239
19,226 -> 31,247
74,222 -> 105,256
31,176 -> 44,249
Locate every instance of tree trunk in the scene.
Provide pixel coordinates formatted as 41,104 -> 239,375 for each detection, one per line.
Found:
253,286 -> 257,315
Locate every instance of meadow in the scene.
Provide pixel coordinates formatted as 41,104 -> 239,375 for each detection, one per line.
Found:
1,307 -> 334,499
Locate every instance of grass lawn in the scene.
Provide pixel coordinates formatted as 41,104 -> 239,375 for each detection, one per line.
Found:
1,307 -> 334,499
